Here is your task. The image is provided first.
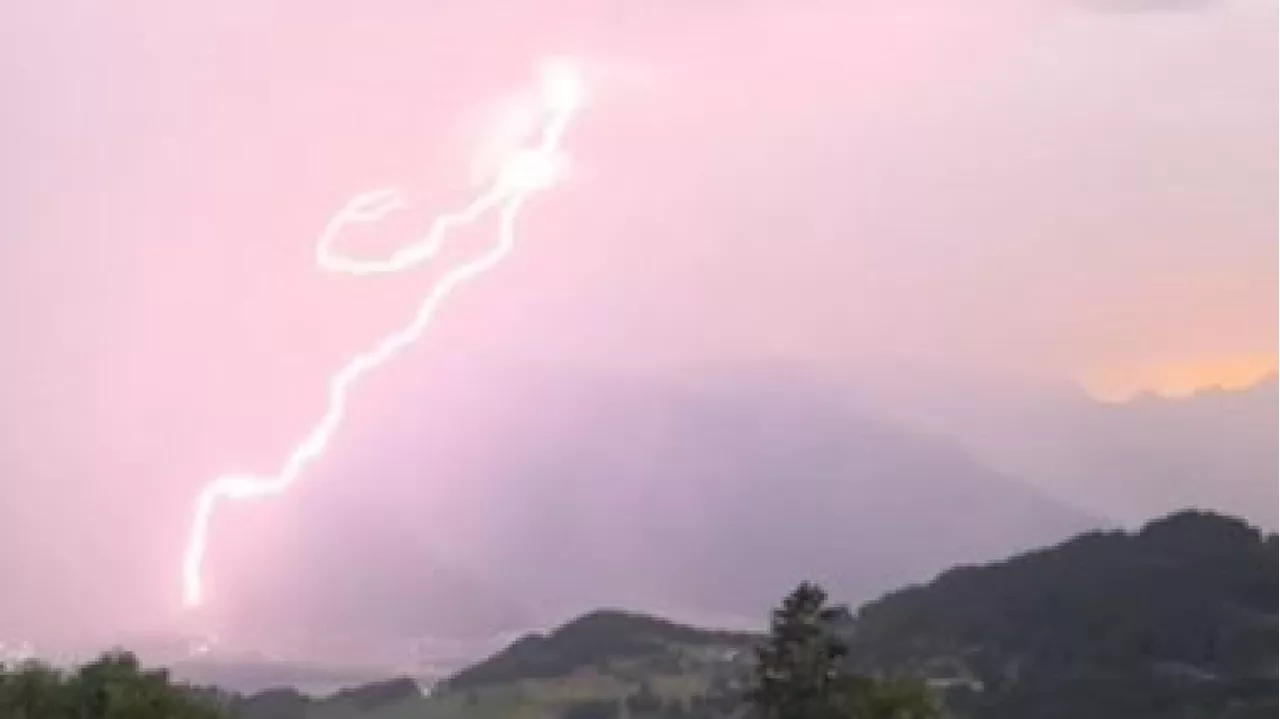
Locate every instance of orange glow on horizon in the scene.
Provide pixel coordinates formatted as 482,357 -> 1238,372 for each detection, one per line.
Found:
1083,353 -> 1279,403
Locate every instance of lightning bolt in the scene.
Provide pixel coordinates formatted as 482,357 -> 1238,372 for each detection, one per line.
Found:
181,59 -> 586,608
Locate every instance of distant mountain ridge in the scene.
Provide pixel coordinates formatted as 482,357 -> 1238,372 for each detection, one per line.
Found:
1116,372 -> 1278,405
445,374 -> 1096,622
1069,378 -> 1278,528
217,369 -> 1095,647
836,366 -> 1279,530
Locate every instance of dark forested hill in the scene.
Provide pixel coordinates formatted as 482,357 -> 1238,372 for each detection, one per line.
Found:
41,510 -> 1266,719
442,610 -> 756,693
842,510 -> 1278,718
383,510 -> 1275,718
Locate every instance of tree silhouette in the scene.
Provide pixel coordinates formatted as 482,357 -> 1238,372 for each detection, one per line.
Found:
1,651 -> 222,719
748,582 -> 937,719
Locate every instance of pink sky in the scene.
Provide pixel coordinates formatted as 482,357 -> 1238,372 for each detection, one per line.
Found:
1,0 -> 1274,641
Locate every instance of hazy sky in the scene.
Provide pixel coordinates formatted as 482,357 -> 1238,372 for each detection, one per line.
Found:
1,0 -> 1275,642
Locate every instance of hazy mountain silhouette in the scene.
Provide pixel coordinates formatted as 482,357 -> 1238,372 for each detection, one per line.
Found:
213,369 -> 1095,648
1070,376 -> 1279,527
839,367 -> 1278,530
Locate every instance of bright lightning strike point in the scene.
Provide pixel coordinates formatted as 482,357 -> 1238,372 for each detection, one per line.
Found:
181,60 -> 587,609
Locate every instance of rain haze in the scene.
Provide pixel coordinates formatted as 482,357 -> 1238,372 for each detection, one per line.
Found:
1,0 -> 1275,673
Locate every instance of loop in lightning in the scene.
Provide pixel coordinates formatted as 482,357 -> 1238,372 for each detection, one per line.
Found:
181,59 -> 585,608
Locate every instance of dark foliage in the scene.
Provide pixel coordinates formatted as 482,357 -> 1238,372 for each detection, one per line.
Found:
843,510 -> 1278,718
748,582 -> 938,719
0,651 -> 224,719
